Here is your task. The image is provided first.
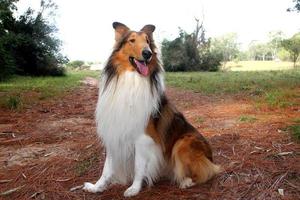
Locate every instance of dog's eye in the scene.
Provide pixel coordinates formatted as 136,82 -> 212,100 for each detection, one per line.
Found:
129,39 -> 135,43
146,39 -> 150,44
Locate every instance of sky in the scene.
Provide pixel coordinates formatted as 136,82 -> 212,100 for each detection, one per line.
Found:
17,0 -> 300,62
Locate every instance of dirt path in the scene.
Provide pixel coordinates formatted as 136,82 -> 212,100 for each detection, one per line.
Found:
0,78 -> 299,200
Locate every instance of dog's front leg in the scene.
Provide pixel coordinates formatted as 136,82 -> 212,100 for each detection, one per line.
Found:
124,134 -> 153,197
83,153 -> 113,193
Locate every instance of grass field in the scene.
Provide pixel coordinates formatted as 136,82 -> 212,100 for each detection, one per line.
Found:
165,69 -> 300,94
0,70 -> 100,109
166,69 -> 300,108
1,68 -> 300,109
225,61 -> 297,71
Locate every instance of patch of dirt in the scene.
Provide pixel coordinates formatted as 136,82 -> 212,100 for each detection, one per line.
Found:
0,78 -> 299,200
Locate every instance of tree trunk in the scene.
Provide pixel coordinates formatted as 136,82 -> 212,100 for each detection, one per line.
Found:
294,54 -> 296,68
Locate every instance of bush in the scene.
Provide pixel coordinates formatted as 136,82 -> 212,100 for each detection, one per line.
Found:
277,48 -> 291,61
161,26 -> 221,72
6,94 -> 22,110
0,38 -> 15,81
0,0 -> 67,80
66,60 -> 85,69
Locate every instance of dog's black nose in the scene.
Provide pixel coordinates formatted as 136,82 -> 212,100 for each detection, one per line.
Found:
142,49 -> 152,60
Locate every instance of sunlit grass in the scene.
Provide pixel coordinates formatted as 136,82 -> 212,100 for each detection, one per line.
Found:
226,61 -> 297,71
165,69 -> 300,94
0,70 -> 100,108
165,69 -> 300,108
238,115 -> 257,123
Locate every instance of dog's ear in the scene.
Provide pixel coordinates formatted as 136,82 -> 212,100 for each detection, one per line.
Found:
112,22 -> 130,42
141,24 -> 155,37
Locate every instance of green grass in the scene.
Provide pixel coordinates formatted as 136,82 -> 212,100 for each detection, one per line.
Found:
195,116 -> 205,124
165,69 -> 300,95
293,118 -> 300,124
238,115 -> 257,123
0,70 -> 99,108
289,125 -> 300,140
6,95 -> 22,110
286,118 -> 300,141
75,154 -> 98,176
283,120 -> 300,141
226,61 -> 297,71
1,68 -> 300,110
166,69 -> 300,108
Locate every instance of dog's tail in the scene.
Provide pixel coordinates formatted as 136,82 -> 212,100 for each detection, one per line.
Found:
172,135 -> 222,185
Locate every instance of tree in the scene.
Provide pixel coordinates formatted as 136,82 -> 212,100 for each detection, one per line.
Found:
267,31 -> 285,60
161,19 -> 221,72
248,41 -> 273,61
0,0 -> 67,80
287,0 -> 300,12
210,33 -> 240,66
282,33 -> 300,68
66,60 -> 85,69
0,0 -> 17,80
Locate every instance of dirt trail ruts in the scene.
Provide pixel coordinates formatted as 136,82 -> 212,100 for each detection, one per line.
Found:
0,77 -> 299,200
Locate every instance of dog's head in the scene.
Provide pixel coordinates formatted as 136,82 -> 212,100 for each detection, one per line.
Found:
112,22 -> 157,76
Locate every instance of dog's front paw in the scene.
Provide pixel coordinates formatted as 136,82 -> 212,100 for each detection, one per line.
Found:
179,178 -> 196,189
83,182 -> 105,193
124,186 -> 141,197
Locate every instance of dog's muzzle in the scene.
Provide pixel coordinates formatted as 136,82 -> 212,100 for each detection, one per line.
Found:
142,49 -> 152,62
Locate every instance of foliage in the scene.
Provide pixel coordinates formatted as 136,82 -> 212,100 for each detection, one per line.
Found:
287,0 -> 300,12
66,60 -> 85,69
248,42 -> 273,61
244,31 -> 286,62
0,0 -> 67,81
0,38 -> 15,80
281,33 -> 300,68
210,33 -> 240,64
161,20 -> 221,72
6,94 -> 22,110
267,31 -> 285,59
236,51 -> 249,61
0,0 -> 17,80
277,49 -> 291,61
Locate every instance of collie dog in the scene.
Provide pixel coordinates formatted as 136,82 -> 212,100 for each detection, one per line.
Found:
83,22 -> 221,197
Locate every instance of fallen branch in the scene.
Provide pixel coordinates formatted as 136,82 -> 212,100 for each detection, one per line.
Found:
54,178 -> 72,182
0,179 -> 12,184
70,185 -> 83,192
277,152 -> 293,156
285,180 -> 300,192
30,190 -> 43,198
0,185 -> 25,196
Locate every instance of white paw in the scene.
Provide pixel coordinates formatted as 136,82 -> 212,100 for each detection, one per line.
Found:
83,182 -> 105,193
124,186 -> 141,197
179,178 -> 196,189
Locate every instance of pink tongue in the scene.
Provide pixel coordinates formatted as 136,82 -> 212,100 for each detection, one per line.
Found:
134,60 -> 149,76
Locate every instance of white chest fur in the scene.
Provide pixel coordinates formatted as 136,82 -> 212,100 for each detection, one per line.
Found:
95,71 -> 161,183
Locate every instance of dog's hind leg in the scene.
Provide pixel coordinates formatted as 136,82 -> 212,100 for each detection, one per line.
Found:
83,153 -> 113,193
124,134 -> 163,197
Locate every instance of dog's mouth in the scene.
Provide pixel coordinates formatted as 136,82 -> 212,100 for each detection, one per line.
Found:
129,57 -> 149,76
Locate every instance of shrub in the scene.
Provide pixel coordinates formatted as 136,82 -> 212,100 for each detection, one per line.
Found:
161,28 -> 221,72
66,60 -> 85,69
0,0 -> 67,80
0,38 -> 15,81
6,94 -> 22,110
